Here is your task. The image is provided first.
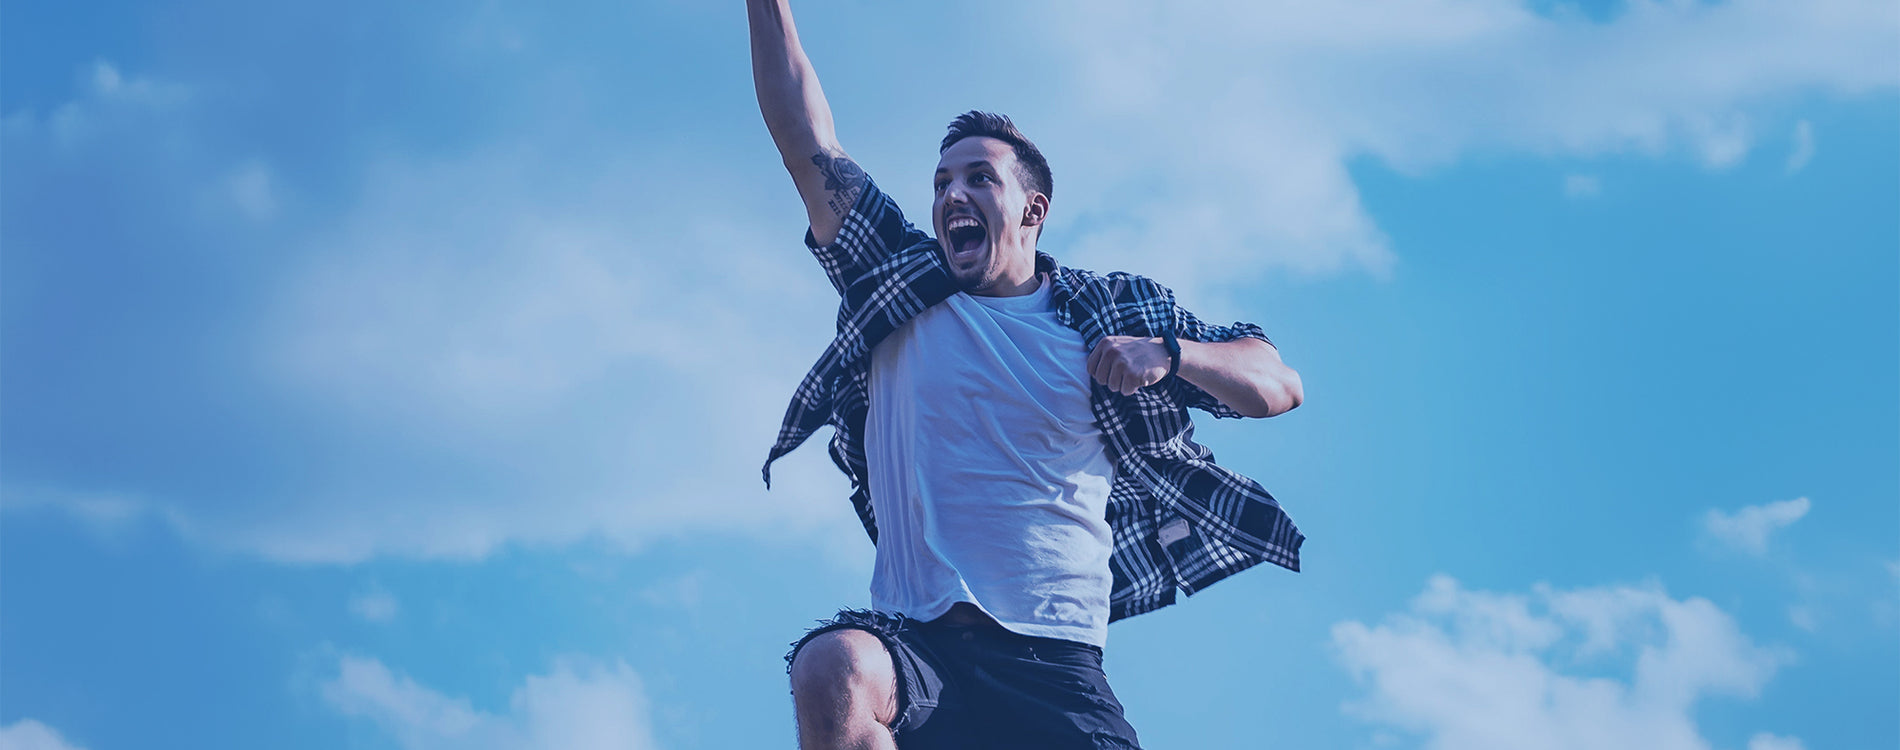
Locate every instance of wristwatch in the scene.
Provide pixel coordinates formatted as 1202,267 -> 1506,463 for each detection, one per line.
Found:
1162,328 -> 1182,379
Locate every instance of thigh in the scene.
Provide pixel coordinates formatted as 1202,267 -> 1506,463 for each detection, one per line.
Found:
786,609 -> 982,748
969,635 -> 1143,750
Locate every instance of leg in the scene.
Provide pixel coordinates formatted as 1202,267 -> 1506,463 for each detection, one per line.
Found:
789,628 -> 901,750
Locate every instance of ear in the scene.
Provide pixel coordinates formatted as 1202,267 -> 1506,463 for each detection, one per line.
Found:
1022,192 -> 1049,228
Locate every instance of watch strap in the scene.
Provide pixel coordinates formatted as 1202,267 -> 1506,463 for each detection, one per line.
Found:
1162,328 -> 1182,379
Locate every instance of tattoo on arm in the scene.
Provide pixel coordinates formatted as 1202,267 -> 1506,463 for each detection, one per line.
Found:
811,152 -> 868,218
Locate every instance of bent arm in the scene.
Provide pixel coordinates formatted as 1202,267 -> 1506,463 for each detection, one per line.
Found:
747,0 -> 863,245
1086,334 -> 1303,417
1177,338 -> 1304,418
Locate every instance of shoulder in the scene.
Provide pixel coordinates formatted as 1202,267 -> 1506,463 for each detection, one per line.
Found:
1062,265 -> 1172,305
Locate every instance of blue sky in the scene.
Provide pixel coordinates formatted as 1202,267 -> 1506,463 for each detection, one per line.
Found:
3,1 -> 1895,748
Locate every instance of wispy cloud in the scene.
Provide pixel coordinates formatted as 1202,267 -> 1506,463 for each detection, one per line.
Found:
20,60 -> 190,148
1787,605 -> 1818,632
0,484 -> 192,546
1703,497 -> 1811,556
1332,575 -> 1791,750
1785,120 -> 1816,173
0,719 -> 88,750
225,159 -> 278,221
349,586 -> 400,624
1,485 -> 150,528
321,655 -> 658,750
1749,733 -> 1808,750
1564,174 -> 1601,198
639,570 -> 710,612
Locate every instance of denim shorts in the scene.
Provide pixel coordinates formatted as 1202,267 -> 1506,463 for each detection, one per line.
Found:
786,608 -> 1142,749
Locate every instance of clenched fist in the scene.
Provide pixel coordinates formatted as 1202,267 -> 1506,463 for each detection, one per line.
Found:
1087,335 -> 1172,396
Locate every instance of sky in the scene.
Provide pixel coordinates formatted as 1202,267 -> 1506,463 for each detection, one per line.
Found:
2,1 -> 1896,748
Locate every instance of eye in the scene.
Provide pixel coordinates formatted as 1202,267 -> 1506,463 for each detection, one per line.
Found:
934,180 -> 947,193
973,173 -> 994,185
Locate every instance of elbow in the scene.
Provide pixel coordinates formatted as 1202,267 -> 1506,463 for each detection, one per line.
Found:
1280,369 -> 1304,414
1249,367 -> 1303,419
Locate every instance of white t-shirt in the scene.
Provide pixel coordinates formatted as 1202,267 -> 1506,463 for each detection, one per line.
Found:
864,275 -> 1116,647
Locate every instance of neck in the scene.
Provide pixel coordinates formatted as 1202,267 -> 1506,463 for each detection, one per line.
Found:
968,238 -> 1040,298
972,271 -> 1041,298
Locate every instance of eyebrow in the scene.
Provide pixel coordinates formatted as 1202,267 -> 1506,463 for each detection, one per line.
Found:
934,160 -> 996,175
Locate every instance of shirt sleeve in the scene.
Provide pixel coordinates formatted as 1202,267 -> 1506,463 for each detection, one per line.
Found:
1167,296 -> 1275,419
803,174 -> 935,296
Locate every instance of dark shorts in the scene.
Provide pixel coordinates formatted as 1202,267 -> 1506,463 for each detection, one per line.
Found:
785,608 -> 1142,750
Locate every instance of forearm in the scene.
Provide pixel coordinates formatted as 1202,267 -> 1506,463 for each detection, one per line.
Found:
747,0 -> 838,160
1177,338 -> 1304,418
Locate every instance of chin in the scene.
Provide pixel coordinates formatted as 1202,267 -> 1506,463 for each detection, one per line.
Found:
951,271 -> 988,293
953,262 -> 1005,292
941,252 -> 992,292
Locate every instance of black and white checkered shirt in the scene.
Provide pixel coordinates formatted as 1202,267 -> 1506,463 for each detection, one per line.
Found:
765,176 -> 1304,622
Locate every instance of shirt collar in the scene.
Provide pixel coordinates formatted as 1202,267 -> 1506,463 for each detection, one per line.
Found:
1036,251 -> 1087,330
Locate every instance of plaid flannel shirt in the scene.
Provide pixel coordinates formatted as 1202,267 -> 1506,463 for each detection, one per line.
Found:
764,175 -> 1304,622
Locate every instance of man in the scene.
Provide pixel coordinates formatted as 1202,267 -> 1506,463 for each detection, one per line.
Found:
748,2 -> 1306,748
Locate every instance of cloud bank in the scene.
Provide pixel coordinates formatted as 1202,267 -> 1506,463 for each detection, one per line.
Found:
1332,575 -> 1791,750
321,655 -> 658,750
1015,0 -> 1897,295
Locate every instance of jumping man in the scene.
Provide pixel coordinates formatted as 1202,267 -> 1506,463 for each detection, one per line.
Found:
748,2 -> 1307,747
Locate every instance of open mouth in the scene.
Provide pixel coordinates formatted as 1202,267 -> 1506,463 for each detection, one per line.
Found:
946,216 -> 986,261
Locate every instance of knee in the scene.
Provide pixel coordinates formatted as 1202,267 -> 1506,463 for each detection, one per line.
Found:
789,628 -> 896,711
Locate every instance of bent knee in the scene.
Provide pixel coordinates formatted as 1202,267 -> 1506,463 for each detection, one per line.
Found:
789,628 -> 897,712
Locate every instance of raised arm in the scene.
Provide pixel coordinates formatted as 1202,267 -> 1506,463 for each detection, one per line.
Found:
748,0 -> 865,246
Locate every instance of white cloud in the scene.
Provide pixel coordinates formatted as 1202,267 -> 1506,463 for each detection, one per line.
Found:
1785,120 -> 1816,173
1748,732 -> 1807,750
1563,174 -> 1601,198
1703,497 -> 1811,556
0,719 -> 87,750
1000,0 -> 1898,297
321,655 -> 659,750
1689,113 -> 1753,169
1332,575 -> 1789,750
4,56 -> 874,565
350,586 -> 400,623
208,145 -> 865,564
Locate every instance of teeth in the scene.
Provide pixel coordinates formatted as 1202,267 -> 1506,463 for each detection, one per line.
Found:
948,216 -> 980,231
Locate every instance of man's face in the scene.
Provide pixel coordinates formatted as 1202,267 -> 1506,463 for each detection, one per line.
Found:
933,136 -> 1046,296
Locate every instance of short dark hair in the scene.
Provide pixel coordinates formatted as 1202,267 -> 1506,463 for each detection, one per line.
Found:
940,111 -> 1053,202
